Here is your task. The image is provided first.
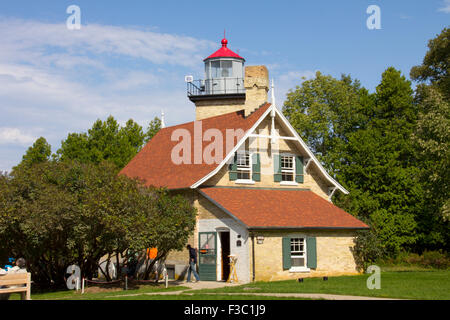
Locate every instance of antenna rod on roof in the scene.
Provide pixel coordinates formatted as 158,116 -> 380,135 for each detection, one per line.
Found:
161,110 -> 166,128
271,78 -> 276,109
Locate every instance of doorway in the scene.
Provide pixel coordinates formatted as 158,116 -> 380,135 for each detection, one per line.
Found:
219,232 -> 230,281
198,232 -> 217,281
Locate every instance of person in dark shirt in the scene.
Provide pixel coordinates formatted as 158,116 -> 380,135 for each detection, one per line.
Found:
186,244 -> 200,282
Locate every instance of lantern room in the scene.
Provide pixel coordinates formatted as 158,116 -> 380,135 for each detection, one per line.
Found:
187,37 -> 246,101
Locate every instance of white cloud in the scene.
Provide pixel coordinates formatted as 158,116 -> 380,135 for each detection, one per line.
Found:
0,128 -> 36,145
0,19 -> 215,67
438,0 -> 450,13
0,18 -> 219,171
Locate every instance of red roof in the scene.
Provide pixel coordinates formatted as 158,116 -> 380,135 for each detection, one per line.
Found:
204,38 -> 245,61
199,187 -> 369,229
120,103 -> 271,189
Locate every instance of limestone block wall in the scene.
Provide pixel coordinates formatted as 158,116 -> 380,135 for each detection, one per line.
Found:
250,230 -> 360,282
195,98 -> 246,120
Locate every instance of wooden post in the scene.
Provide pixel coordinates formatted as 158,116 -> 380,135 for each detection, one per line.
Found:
26,273 -> 31,300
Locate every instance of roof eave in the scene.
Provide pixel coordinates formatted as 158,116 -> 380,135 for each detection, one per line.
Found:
248,226 -> 370,231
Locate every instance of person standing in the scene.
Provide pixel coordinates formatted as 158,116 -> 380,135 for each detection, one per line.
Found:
186,244 -> 200,283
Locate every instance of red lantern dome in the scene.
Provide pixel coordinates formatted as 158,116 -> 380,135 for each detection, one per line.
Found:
204,37 -> 245,61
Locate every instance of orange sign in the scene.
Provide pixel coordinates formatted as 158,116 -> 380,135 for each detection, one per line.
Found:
146,248 -> 158,259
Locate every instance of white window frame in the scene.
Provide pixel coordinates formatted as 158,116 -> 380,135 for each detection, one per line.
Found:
280,153 -> 298,186
289,236 -> 310,273
235,151 -> 254,184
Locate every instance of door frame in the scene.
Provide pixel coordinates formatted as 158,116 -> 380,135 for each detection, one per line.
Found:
198,232 -> 217,281
218,231 -> 231,281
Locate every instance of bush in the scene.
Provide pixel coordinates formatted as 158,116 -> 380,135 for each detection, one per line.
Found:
352,228 -> 385,272
379,250 -> 450,269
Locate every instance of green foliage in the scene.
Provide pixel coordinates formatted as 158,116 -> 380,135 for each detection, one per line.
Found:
16,137 -> 52,168
379,250 -> 450,270
57,115 -> 161,169
0,161 -> 196,288
284,67 -> 425,255
410,28 -> 450,250
145,117 -> 162,143
339,68 -> 422,254
351,227 -> 385,272
410,86 -> 450,249
410,27 -> 449,99
283,72 -> 373,176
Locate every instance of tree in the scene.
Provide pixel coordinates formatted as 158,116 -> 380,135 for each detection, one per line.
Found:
410,86 -> 450,250
410,28 -> 450,251
145,117 -> 162,143
283,72 -> 373,177
15,137 -> 51,168
283,68 -> 425,255
338,67 -> 422,254
57,116 -> 162,169
0,160 -> 196,288
57,116 -> 146,169
410,28 -> 450,99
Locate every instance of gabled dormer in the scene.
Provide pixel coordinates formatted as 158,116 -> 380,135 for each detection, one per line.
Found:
195,103 -> 348,201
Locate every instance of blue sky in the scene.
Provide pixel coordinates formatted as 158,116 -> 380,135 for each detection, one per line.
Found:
0,0 -> 449,171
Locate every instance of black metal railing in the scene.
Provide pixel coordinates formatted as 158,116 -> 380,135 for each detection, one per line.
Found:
187,78 -> 245,96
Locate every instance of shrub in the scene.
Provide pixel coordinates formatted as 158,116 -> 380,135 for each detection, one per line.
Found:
352,228 -> 385,272
379,250 -> 450,269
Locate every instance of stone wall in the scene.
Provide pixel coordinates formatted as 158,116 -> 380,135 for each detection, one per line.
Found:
195,98 -> 246,120
250,230 -> 359,282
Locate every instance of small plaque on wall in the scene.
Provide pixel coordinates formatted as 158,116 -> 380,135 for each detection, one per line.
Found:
256,236 -> 264,244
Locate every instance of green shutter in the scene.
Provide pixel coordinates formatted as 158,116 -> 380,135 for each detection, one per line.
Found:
306,236 -> 317,269
252,153 -> 261,181
295,156 -> 304,183
274,154 -> 282,182
229,153 -> 237,181
282,237 -> 291,270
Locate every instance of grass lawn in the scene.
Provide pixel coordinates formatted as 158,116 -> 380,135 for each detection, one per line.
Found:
7,270 -> 449,300
193,270 -> 450,300
8,283 -> 190,300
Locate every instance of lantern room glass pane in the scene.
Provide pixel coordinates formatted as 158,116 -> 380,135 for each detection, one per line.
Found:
221,61 -> 232,77
211,61 -> 220,78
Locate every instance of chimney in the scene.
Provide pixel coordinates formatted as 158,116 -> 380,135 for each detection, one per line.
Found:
243,65 -> 269,116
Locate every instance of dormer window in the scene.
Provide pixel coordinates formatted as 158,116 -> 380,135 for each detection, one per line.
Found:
236,152 -> 251,180
229,151 -> 261,183
274,154 -> 304,184
281,155 -> 295,182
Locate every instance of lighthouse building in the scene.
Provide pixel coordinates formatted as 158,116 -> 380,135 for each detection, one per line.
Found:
121,37 -> 368,283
